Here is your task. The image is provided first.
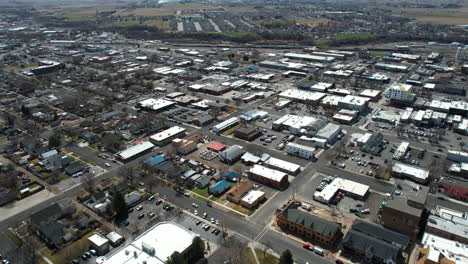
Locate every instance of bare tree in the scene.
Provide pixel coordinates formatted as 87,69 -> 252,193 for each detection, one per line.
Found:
119,165 -> 135,185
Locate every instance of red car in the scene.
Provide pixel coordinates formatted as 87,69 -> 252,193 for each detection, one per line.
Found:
155,199 -> 163,205
302,243 -> 313,250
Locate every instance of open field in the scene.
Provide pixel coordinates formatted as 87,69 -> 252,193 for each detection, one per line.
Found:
388,6 -> 468,25
120,4 -> 219,16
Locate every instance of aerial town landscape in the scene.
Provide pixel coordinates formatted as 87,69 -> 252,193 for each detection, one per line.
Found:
0,0 -> 468,263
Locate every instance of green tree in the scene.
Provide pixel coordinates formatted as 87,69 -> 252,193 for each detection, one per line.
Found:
111,190 -> 128,220
48,134 -> 61,149
166,251 -> 187,264
279,249 -> 293,264
192,237 -> 205,260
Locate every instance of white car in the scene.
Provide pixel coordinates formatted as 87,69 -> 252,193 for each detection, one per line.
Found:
194,210 -> 198,216
192,203 -> 198,208
105,163 -> 110,167
136,205 -> 143,211
203,212 -> 207,219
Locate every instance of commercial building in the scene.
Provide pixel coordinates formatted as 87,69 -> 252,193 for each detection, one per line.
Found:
212,117 -> 240,134
341,219 -> 409,264
219,145 -> 244,164
386,83 -> 414,102
272,114 -> 326,135
137,98 -> 176,112
359,89 -> 381,101
279,89 -> 326,104
375,63 -> 409,72
392,163 -> 429,184
393,141 -> 410,160
234,126 -> 262,141
240,190 -> 265,209
313,178 -> 369,204
248,165 -> 289,189
447,150 -> 468,163
171,138 -> 197,155
102,221 -> 198,264
116,141 -> 155,161
206,142 -> 226,152
149,126 -> 186,146
380,194 -> 425,239
240,109 -> 269,122
286,142 -> 316,160
419,233 -> 467,264
338,95 -> 370,112
88,233 -> 110,256
277,203 -> 342,248
263,156 -> 301,175
284,52 -> 335,63
425,215 -> 468,244
315,123 -> 342,145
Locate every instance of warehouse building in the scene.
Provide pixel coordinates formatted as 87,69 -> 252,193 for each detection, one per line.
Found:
234,126 -> 262,141
212,117 -> 240,134
314,177 -> 369,204
116,141 -> 155,161
219,145 -> 244,164
286,142 -> 316,160
338,95 -> 370,112
102,221 -> 198,264
447,150 -> 468,163
248,165 -> 289,189
263,156 -> 301,175
149,126 -> 186,146
284,52 -> 335,63
137,98 -> 176,112
392,163 -> 429,184
315,123 -> 342,145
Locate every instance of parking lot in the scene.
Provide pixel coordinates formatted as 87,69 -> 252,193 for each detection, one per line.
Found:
176,213 -> 224,244
123,196 -> 179,234
332,149 -> 385,178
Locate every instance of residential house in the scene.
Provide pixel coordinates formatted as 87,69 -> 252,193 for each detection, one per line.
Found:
209,180 -> 231,196
37,219 -> 74,249
226,180 -> 254,204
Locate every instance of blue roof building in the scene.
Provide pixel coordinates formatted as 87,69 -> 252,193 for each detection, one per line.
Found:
143,155 -> 166,168
41,149 -> 58,160
225,172 -> 237,181
209,180 -> 231,196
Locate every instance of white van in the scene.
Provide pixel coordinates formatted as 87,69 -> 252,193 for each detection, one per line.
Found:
314,247 -> 324,256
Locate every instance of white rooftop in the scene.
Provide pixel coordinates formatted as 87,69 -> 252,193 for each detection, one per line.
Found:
89,233 -> 109,247
150,126 -> 186,142
103,222 -> 196,264
117,141 -> 155,160
393,162 -> 429,182
241,190 -> 265,204
264,156 -> 301,173
421,233 -> 468,264
249,164 -> 288,183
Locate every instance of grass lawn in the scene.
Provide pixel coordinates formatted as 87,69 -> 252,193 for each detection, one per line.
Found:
335,33 -> 376,40
314,39 -> 331,46
242,247 -> 279,264
371,53 -> 386,57
193,187 -> 210,197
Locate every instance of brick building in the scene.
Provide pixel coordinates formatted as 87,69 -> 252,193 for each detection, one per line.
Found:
276,203 -> 342,248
